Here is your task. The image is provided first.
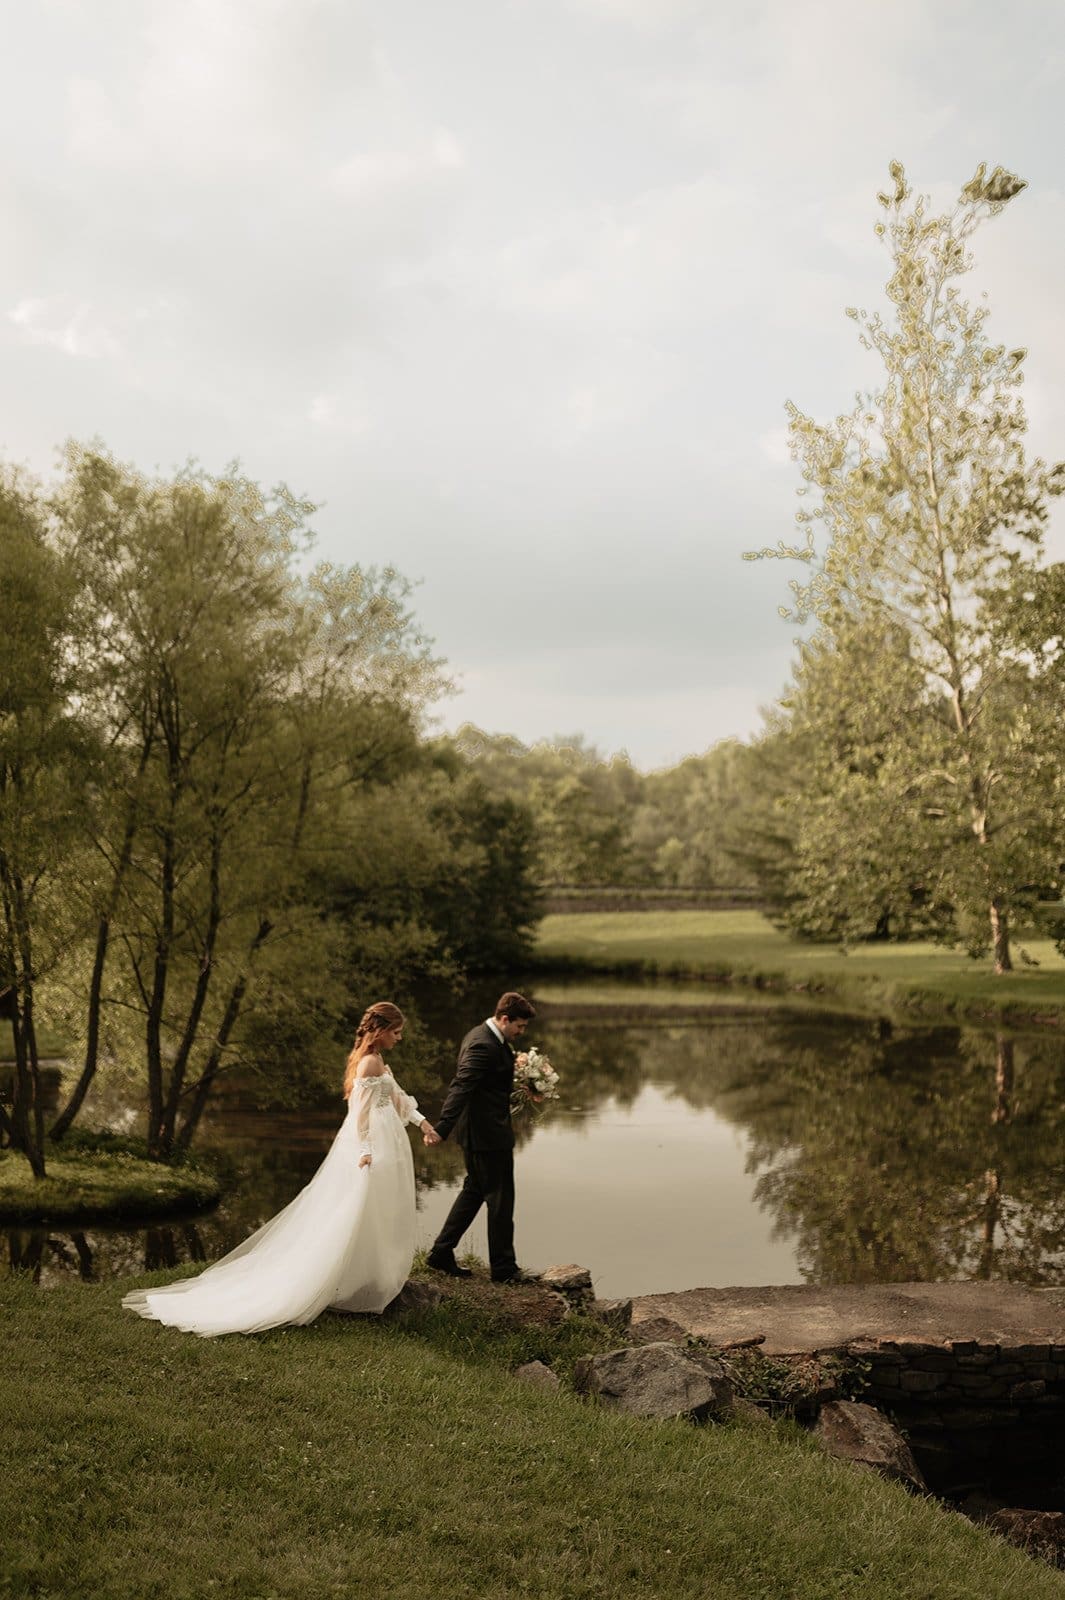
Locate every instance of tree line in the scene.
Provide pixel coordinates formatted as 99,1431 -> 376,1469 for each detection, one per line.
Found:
452,725 -> 758,892
1,448 -> 540,1177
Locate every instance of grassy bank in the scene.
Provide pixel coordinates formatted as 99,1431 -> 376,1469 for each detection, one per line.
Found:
5,1271 -> 1062,1600
533,910 -> 1065,1026
0,1142 -> 221,1223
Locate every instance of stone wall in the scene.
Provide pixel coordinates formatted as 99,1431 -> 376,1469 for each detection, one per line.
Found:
848,1336 -> 1065,1490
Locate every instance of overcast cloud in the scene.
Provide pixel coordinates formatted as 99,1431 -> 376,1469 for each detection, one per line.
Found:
3,0 -> 1064,766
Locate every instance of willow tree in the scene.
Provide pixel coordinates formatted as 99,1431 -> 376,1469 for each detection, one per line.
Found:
749,162 -> 1065,970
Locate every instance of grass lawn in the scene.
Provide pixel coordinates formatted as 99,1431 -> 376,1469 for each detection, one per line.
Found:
534,910 -> 1065,1026
0,1145 -> 221,1223
4,1270 -> 1062,1600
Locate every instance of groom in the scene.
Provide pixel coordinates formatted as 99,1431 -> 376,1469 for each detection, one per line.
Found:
425,991 -> 536,1283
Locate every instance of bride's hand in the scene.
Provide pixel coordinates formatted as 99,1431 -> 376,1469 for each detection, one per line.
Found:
359,1153 -> 372,1168
421,1125 -> 441,1146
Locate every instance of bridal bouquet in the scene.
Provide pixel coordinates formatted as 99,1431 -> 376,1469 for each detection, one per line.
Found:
511,1047 -> 560,1115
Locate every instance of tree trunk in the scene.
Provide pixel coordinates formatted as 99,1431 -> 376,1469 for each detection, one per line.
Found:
157,835 -> 222,1155
23,989 -> 45,1165
173,917 -> 273,1158
146,824 -> 176,1158
990,899 -> 1012,974
50,911 -> 110,1140
1,868 -> 46,1178
52,751 -> 150,1141
7,1006 -> 46,1179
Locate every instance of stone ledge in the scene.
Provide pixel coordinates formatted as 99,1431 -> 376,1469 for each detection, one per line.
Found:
630,1282 -> 1065,1357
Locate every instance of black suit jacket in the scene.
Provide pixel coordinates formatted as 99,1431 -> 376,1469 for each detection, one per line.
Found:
434,1022 -> 515,1151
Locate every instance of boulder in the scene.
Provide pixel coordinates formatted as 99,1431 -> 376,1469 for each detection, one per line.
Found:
574,1341 -> 734,1423
383,1279 -> 445,1316
539,1264 -> 594,1305
514,1360 -> 560,1392
813,1401 -> 926,1493
986,1509 -> 1065,1566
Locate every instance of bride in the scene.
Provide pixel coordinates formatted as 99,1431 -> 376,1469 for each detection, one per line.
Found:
122,1002 -> 439,1337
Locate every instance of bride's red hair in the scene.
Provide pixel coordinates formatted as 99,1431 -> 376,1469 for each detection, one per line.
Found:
343,1001 -> 405,1098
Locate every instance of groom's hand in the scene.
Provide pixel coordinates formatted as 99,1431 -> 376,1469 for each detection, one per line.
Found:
422,1124 -> 441,1147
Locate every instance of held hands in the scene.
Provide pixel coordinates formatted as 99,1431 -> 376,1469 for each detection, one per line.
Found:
421,1123 -> 442,1147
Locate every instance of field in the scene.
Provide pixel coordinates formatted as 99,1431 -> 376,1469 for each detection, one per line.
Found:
534,909 -> 1065,1025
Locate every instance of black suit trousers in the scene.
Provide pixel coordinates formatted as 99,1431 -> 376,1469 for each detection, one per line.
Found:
432,1148 -> 516,1277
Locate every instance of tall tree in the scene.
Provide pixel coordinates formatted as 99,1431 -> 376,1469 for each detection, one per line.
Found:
749,162 -> 1065,967
0,471 -> 88,1175
49,449 -> 447,1157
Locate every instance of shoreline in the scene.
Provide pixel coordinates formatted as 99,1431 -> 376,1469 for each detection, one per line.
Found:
530,957 -> 1065,1029
529,909 -> 1065,1030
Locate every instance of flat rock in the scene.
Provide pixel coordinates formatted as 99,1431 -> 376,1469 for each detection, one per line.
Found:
575,1341 -> 733,1423
540,1264 -> 593,1296
630,1282 -> 1065,1356
514,1360 -> 560,1391
813,1400 -> 926,1492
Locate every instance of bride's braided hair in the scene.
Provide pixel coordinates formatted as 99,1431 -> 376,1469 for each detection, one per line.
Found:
343,1001 -> 405,1098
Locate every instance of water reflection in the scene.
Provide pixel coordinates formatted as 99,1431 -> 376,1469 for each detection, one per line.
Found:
719,1019 -> 1065,1287
8,991 -> 1065,1298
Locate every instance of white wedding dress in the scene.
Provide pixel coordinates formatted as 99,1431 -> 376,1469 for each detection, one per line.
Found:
122,1071 -> 426,1337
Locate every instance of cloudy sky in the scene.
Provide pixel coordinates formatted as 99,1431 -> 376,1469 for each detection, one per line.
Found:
4,0 -> 1064,768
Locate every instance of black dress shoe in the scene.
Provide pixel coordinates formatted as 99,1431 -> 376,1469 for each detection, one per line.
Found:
427,1251 -> 473,1279
490,1267 -> 538,1284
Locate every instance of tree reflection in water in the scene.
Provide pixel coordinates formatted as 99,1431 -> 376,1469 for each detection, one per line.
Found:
9,1000 -> 1065,1290
674,1016 -> 1065,1287
7,1228 -> 96,1283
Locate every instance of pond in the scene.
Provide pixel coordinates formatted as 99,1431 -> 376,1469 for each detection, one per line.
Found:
8,977 -> 1065,1301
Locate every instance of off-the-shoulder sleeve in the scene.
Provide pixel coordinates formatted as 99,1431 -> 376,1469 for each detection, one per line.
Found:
349,1079 -> 374,1158
391,1081 -> 426,1127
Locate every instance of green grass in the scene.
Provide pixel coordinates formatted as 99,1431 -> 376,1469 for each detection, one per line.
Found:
4,1272 -> 1062,1600
0,1144 -> 221,1223
534,909 -> 1065,1026
530,978 -> 841,1014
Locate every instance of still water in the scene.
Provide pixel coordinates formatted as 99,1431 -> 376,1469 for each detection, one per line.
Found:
9,980 -> 1065,1300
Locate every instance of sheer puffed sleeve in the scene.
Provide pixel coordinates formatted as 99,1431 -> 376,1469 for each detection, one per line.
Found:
391,1081 -> 426,1128
349,1079 -> 374,1161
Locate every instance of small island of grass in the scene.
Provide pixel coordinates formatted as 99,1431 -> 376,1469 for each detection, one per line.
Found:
0,1142 -> 221,1225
